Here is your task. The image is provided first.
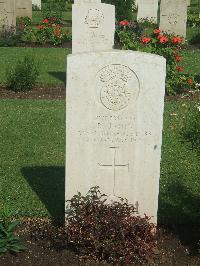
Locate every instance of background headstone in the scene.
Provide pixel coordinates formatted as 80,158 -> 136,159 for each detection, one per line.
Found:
32,0 -> 41,10
159,0 -> 188,37
72,2 -> 115,53
137,0 -> 159,23
16,0 -> 32,18
0,0 -> 16,31
66,51 -> 166,224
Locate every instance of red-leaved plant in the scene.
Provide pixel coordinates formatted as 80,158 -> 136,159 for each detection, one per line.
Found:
66,186 -> 156,264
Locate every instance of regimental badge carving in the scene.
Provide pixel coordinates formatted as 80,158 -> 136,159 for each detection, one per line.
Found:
168,13 -> 178,25
97,64 -> 140,111
85,8 -> 104,28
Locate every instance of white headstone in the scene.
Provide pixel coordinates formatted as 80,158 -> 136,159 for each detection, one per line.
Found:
32,0 -> 41,10
72,2 -> 115,53
137,0 -> 159,23
66,50 -> 166,224
0,0 -> 16,31
159,0 -> 188,37
16,0 -> 32,18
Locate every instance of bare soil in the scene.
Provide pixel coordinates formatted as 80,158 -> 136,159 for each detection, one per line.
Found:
0,86 -> 199,101
0,86 -> 66,100
0,219 -> 200,266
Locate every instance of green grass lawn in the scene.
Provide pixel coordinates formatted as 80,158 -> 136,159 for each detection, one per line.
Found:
32,2 -> 72,25
0,48 -> 70,86
0,100 -> 65,218
0,47 -> 199,86
0,99 -> 199,225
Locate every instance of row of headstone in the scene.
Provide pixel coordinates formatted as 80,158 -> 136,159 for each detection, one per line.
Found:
0,0 -> 37,32
137,0 -> 158,24
32,0 -> 41,10
16,0 -> 32,19
159,0 -> 189,37
66,0 -> 166,224
0,0 -> 16,30
137,0 -> 190,37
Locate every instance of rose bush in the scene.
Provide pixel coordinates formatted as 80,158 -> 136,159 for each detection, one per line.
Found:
19,17 -> 71,46
36,17 -> 70,45
117,22 -> 197,95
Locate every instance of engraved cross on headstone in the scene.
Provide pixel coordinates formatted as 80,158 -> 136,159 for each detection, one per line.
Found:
98,147 -> 129,195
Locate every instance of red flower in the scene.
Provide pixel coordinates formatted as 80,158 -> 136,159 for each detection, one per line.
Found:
119,20 -> 129,26
176,66 -> 184,72
54,27 -> 61,38
37,25 -> 43,29
153,29 -> 161,34
188,78 -> 193,85
42,18 -> 49,24
172,37 -> 183,44
158,35 -> 168,43
141,37 -> 152,44
175,54 -> 182,62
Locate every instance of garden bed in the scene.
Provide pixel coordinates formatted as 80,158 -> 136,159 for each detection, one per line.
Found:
13,42 -> 72,49
0,219 -> 200,265
0,85 -> 199,101
0,86 -> 65,99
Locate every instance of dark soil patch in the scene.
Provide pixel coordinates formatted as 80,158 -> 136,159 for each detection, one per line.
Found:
165,90 -> 200,102
15,42 -> 72,49
0,85 -> 199,102
0,219 -> 199,266
0,86 -> 66,100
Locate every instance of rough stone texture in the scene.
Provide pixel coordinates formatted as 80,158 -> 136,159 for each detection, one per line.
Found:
72,3 -> 115,53
0,0 -> 16,31
66,50 -> 166,224
159,0 -> 188,37
16,0 -> 32,18
137,0 -> 158,23
32,0 -> 41,10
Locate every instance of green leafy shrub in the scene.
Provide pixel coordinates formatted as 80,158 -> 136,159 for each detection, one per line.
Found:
0,206 -> 26,254
66,186 -> 156,264
16,16 -> 32,31
36,18 -> 71,45
117,23 -> 196,95
182,104 -> 200,152
0,25 -> 18,47
187,14 -> 200,28
103,0 -> 135,21
0,221 -> 26,254
189,31 -> 200,46
6,55 -> 39,92
20,28 -> 37,43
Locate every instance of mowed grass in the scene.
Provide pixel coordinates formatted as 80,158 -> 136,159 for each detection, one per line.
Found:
182,49 -> 200,79
0,48 -> 70,86
0,48 -> 199,86
0,100 -> 65,218
32,3 -> 72,25
0,99 -> 199,223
